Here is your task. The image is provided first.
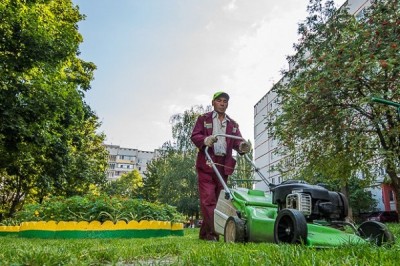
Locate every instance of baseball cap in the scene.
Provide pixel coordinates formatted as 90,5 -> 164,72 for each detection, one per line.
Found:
212,91 -> 230,101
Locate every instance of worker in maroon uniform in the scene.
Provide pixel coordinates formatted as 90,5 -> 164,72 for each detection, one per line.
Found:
191,91 -> 250,241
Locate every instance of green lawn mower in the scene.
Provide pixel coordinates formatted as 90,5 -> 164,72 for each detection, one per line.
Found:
206,134 -> 395,247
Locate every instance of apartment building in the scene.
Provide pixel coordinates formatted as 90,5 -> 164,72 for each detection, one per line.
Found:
253,0 -> 397,212
105,144 -> 159,181
253,85 -> 281,191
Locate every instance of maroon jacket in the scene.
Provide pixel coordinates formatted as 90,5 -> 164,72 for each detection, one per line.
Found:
191,112 -> 243,176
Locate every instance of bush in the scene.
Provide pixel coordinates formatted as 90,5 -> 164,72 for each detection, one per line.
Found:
4,194 -> 185,225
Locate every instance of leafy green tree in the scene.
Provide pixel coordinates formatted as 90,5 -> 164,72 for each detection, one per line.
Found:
348,184 -> 377,220
168,105 -> 210,152
141,156 -> 164,202
144,106 -> 210,218
157,150 -> 199,217
102,169 -> 143,198
0,0 -> 107,218
268,1 -> 400,206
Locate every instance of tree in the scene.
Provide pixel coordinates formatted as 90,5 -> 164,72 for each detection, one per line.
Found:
102,169 -> 143,198
348,181 -> 377,220
269,1 -> 400,204
143,105 -> 210,218
0,0 -> 107,218
141,158 -> 163,202
157,150 -> 199,217
168,105 -> 210,153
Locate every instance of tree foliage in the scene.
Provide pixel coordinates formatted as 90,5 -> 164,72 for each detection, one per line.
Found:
0,0 -> 108,219
157,150 -> 199,217
102,169 -> 143,198
348,181 -> 378,218
141,157 -> 163,202
269,0 -> 400,201
143,105 -> 211,218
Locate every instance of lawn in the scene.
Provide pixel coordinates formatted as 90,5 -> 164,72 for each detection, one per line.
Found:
0,225 -> 399,265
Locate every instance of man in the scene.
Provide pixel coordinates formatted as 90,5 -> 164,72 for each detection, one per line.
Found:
191,91 -> 250,241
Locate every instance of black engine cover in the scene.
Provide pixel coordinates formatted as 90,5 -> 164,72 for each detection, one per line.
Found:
272,181 -> 331,204
271,180 -> 348,222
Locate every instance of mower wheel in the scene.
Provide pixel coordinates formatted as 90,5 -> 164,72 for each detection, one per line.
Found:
224,216 -> 245,243
274,209 -> 308,244
357,221 -> 395,246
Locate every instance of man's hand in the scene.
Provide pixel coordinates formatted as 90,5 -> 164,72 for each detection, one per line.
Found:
239,141 -> 251,154
204,136 -> 218,147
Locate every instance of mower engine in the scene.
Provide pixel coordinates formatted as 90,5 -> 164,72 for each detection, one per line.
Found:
271,180 -> 348,223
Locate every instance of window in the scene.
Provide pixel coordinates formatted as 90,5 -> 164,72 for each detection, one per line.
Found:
119,155 -> 134,160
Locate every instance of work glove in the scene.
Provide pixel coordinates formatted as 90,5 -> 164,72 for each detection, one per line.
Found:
239,141 -> 251,154
204,135 -> 218,147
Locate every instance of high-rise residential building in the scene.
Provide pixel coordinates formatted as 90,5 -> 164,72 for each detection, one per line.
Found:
105,144 -> 159,181
254,85 -> 282,191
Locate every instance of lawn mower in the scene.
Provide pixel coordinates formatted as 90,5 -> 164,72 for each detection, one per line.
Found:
206,134 -> 395,247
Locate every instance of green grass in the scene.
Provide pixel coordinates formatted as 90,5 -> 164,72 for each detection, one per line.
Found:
1,225 -> 400,265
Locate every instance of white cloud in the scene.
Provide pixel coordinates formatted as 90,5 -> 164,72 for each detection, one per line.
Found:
223,0 -> 238,12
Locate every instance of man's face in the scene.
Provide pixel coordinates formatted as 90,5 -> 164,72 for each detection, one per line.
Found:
212,97 -> 229,114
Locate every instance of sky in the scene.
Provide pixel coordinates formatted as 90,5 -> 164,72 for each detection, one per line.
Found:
72,0 -> 345,151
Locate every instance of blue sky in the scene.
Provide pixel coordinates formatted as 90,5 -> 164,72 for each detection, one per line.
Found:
72,0 -> 345,151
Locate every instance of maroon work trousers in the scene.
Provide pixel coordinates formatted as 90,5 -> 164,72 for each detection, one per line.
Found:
197,156 -> 227,241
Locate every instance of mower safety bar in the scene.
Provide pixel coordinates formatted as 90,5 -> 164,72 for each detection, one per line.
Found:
243,153 -> 274,189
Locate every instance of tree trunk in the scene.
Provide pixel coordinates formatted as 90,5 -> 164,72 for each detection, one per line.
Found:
8,192 -> 24,218
341,184 -> 353,222
386,161 -> 399,212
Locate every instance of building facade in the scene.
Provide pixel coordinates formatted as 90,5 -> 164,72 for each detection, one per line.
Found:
254,85 -> 282,191
253,0 -> 397,211
105,144 -> 159,181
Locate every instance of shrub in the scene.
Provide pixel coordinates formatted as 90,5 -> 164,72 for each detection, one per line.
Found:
4,194 -> 185,225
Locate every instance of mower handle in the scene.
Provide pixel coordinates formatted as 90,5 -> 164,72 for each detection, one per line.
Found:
204,134 -> 245,199
205,134 -> 273,199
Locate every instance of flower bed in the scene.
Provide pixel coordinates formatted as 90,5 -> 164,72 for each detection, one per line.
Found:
0,220 -> 183,239
0,225 -> 19,237
0,194 -> 186,238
